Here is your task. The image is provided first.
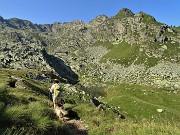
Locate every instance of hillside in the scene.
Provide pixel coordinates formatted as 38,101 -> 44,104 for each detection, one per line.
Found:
0,8 -> 180,135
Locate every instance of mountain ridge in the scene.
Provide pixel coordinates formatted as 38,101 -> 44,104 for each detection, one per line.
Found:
1,8 -> 178,32
0,8 -> 179,90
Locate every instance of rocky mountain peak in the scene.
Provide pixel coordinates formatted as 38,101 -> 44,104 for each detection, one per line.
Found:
7,18 -> 35,29
0,16 -> 4,21
0,17 -> 51,32
0,16 -> 5,25
114,8 -> 134,19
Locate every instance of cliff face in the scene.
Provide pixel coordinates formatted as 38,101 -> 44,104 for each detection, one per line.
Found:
0,8 -> 179,89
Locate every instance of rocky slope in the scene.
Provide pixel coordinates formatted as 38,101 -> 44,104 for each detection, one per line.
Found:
0,8 -> 180,90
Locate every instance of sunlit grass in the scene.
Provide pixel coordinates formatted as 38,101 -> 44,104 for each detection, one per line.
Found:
76,83 -> 180,134
100,84 -> 180,121
0,69 -> 68,135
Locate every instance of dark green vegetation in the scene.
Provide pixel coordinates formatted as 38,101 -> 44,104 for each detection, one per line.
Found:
0,69 -> 70,135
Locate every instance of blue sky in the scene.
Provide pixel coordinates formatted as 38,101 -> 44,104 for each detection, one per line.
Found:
0,0 -> 179,26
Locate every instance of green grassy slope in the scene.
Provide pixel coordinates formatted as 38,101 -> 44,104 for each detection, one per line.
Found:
88,84 -> 180,135
100,84 -> 180,121
0,69 -> 70,135
100,41 -> 139,66
74,83 -> 180,135
100,41 -> 158,67
100,40 -> 180,67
